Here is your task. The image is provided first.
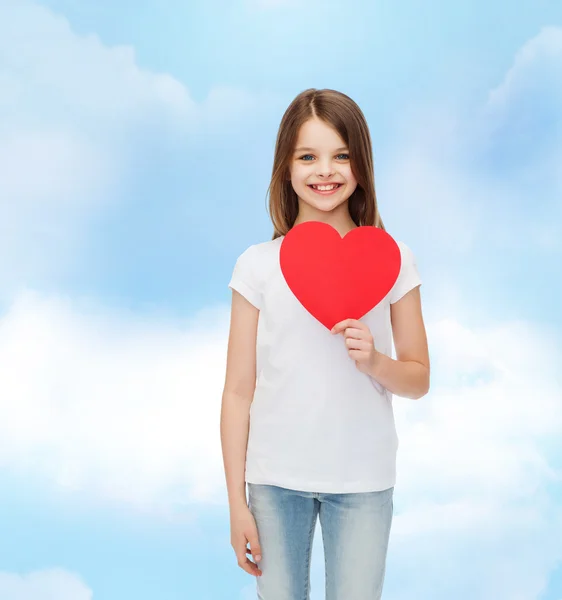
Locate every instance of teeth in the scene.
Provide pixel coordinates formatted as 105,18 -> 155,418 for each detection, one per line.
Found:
312,184 -> 339,191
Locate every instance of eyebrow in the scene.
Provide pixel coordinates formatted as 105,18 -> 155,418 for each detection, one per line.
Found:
294,146 -> 349,153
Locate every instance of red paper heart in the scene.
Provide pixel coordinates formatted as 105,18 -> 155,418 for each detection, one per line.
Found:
280,221 -> 401,330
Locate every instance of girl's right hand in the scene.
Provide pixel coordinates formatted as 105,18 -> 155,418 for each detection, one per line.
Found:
230,505 -> 263,577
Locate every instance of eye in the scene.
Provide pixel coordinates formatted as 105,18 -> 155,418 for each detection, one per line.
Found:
298,153 -> 350,161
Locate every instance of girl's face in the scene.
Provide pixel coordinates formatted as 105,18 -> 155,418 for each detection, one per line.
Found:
289,117 -> 358,216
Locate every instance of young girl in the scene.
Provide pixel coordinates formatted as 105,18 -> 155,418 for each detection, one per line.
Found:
220,88 -> 430,599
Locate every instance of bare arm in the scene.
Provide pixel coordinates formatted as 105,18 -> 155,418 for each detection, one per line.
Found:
368,286 -> 430,399
220,289 -> 260,511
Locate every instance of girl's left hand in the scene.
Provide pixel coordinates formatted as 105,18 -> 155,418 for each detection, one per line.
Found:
331,318 -> 381,375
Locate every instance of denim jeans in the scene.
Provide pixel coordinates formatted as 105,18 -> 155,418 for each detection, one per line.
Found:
247,483 -> 394,600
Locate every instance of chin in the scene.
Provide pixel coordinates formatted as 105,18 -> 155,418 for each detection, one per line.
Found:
310,197 -> 349,213
317,202 -> 344,212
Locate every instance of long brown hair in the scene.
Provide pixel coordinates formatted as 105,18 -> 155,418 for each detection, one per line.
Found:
267,88 -> 385,240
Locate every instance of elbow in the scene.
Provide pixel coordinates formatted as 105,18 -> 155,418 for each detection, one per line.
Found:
413,369 -> 430,400
413,387 -> 429,400
406,389 -> 427,400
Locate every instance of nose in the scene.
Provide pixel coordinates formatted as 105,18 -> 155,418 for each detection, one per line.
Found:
316,162 -> 335,178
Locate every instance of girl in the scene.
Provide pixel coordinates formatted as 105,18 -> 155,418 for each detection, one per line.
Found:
220,88 -> 430,599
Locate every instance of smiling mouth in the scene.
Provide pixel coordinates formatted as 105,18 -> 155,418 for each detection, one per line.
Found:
307,183 -> 343,194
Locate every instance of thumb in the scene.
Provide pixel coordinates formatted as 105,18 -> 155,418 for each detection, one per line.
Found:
249,536 -> 262,562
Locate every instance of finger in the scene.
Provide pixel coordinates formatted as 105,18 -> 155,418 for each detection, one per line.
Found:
249,539 -> 262,563
237,554 -> 262,577
345,338 -> 370,351
348,349 -> 367,361
331,319 -> 353,334
331,323 -> 343,334
332,319 -> 365,335
342,327 -> 367,340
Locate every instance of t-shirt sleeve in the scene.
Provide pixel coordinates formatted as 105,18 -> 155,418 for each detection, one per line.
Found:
228,245 -> 263,310
388,242 -> 422,304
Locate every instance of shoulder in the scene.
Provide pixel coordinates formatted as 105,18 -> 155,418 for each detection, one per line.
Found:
234,236 -> 284,265
388,239 -> 422,303
395,239 -> 415,257
392,239 -> 420,269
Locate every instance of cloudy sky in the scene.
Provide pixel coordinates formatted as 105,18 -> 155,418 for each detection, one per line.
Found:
0,0 -> 561,598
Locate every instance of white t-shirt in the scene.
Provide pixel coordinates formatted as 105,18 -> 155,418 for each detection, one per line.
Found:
228,233 -> 422,494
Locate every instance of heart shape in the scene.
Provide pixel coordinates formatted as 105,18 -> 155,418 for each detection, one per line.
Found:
280,221 -> 401,330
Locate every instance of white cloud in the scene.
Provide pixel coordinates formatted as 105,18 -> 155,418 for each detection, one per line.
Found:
487,26 -> 562,109
0,0 -> 272,298
383,26 -> 562,256
0,0 -> 194,297
0,289 -> 231,514
0,287 -> 561,597
0,8 -> 560,600
484,26 -> 562,201
0,569 -> 92,600
383,316 -> 562,598
0,1 -> 195,124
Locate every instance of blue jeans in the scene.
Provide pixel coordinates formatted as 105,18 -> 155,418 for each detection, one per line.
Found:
247,483 -> 394,600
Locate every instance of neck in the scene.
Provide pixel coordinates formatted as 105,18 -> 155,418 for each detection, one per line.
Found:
293,202 -> 357,238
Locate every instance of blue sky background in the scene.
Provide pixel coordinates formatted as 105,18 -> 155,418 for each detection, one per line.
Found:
0,0 -> 561,598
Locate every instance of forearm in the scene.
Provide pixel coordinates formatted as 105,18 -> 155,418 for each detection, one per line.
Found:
368,352 -> 429,399
220,390 -> 252,511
